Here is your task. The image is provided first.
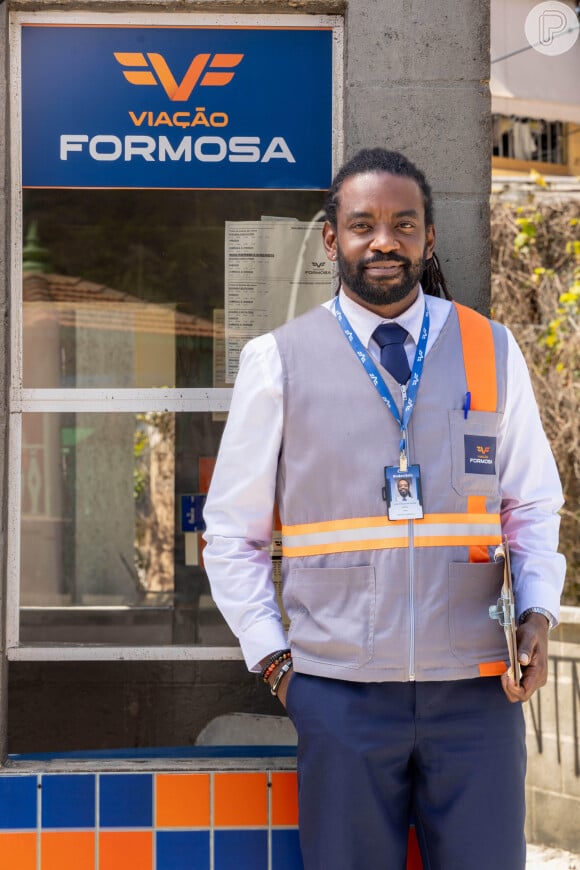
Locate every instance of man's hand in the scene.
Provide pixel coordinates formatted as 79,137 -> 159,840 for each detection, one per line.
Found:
275,668 -> 294,709
501,612 -> 549,703
260,652 -> 294,708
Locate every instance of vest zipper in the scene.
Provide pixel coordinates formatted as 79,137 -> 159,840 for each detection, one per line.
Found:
408,518 -> 416,681
401,383 -> 416,682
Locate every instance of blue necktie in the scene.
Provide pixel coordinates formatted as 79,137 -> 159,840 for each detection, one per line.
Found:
372,323 -> 411,384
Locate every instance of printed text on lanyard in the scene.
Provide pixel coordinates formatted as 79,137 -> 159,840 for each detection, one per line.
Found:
334,297 -> 430,472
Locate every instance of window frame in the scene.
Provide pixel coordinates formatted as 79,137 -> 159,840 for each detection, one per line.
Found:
491,113 -> 571,175
7,8 -> 344,661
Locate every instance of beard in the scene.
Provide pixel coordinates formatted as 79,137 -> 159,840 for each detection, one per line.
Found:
337,246 -> 428,308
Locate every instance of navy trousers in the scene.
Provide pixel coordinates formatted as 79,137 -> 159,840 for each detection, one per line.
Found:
285,674 -> 526,870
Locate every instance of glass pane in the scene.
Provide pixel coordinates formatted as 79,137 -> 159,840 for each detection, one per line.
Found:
22,189 -> 327,388
20,411 -> 237,646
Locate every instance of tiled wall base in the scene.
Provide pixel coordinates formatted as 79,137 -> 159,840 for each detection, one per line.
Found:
0,766 -> 423,869
0,770 -> 300,870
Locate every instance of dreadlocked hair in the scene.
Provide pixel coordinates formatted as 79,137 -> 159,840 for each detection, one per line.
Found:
325,148 -> 452,300
421,252 -> 451,300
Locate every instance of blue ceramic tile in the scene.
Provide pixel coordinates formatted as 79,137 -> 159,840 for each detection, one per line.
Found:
156,831 -> 210,870
0,776 -> 37,830
99,774 -> 153,827
42,774 -> 95,828
214,830 -> 268,870
272,829 -> 304,870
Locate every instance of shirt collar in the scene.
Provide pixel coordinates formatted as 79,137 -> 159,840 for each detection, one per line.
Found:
337,285 -> 426,348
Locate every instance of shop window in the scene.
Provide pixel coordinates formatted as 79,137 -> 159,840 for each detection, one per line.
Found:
9,11 -> 342,658
18,188 -> 326,650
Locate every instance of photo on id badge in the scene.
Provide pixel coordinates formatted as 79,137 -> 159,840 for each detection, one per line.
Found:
385,465 -> 424,520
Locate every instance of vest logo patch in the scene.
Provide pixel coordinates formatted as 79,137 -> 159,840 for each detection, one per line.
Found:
465,435 -> 496,475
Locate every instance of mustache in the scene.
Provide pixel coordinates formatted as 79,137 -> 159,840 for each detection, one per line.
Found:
361,253 -> 411,267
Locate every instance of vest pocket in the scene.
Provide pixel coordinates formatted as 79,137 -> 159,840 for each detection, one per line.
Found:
448,561 -> 509,665
449,409 -> 502,497
285,565 -> 375,668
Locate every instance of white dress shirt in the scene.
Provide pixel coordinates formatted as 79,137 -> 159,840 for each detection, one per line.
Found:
203,288 -> 566,671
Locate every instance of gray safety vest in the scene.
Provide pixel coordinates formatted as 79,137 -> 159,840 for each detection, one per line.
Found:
274,301 -> 510,682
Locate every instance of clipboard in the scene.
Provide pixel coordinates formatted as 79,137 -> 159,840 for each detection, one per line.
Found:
489,536 -> 520,686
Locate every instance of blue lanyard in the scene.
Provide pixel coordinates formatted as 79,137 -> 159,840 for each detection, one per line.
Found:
334,296 -> 430,466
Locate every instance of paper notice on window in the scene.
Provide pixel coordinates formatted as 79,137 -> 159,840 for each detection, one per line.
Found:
225,219 -> 333,382
212,309 -> 228,422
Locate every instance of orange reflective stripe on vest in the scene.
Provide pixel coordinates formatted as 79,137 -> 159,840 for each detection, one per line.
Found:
455,303 -> 499,563
454,303 -> 498,413
281,512 -> 502,558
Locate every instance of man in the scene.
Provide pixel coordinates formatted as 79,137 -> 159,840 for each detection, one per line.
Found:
203,149 -> 565,870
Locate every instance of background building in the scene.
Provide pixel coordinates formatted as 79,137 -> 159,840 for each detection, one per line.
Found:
491,0 -> 580,180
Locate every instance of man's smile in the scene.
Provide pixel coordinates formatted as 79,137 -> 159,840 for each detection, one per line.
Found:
364,261 -> 404,277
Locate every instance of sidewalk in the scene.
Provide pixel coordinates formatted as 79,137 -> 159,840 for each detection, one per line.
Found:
527,845 -> 579,869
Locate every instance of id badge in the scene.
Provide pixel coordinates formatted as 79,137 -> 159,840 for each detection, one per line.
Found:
384,465 -> 424,520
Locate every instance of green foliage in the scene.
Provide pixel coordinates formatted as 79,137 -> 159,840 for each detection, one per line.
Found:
542,268 -> 580,362
133,428 -> 149,501
491,195 -> 580,605
513,212 -> 541,254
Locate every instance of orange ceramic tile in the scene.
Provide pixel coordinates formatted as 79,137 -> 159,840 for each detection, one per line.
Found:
213,773 -> 268,827
0,832 -> 37,870
41,831 -> 95,870
271,772 -> 299,826
155,773 -> 210,828
99,831 -> 152,870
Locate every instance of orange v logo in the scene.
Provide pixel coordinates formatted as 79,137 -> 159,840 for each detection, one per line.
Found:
114,52 -> 244,101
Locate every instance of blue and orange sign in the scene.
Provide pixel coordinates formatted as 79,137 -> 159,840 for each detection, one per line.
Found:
21,25 -> 333,189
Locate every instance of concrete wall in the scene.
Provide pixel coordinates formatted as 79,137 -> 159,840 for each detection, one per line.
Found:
525,608 -> 580,853
344,0 -> 492,311
1,0 -> 492,754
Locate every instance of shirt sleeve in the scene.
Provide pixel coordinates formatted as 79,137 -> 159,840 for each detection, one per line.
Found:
498,328 -> 566,624
202,332 -> 287,671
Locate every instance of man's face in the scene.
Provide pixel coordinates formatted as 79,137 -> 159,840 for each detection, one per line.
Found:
323,171 -> 435,316
397,479 -> 410,497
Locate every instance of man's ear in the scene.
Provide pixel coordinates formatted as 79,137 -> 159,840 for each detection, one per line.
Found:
322,221 -> 338,261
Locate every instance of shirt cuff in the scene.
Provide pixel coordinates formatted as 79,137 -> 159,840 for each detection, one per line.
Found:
238,619 -> 289,673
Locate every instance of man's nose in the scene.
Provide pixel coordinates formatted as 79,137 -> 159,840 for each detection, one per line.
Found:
369,226 -> 399,252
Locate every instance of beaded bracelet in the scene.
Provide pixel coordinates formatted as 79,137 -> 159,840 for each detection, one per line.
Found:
260,649 -> 292,683
270,660 -> 293,697
261,652 -> 292,683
